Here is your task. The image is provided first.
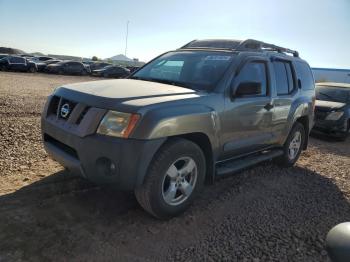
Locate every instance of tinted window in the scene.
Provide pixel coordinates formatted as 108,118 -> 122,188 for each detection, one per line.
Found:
295,61 -> 314,90
9,57 -> 25,63
132,51 -> 234,91
236,62 -> 267,96
316,87 -> 349,103
285,62 -> 295,93
273,61 -> 289,95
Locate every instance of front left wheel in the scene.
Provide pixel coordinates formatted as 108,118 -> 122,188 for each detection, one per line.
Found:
135,138 -> 206,219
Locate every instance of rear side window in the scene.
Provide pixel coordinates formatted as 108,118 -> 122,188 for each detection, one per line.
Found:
294,61 -> 315,90
9,57 -> 25,63
273,61 -> 295,95
235,62 -> 267,96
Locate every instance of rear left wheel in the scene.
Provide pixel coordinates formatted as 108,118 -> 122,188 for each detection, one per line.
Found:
135,138 -> 206,219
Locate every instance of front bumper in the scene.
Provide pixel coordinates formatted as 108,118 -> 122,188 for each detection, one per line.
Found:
312,118 -> 348,137
41,96 -> 165,190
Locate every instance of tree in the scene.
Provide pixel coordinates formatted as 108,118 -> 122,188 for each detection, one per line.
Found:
92,56 -> 98,61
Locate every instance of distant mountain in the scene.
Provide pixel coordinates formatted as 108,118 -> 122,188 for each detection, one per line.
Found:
0,47 -> 26,55
108,54 -> 133,62
29,52 -> 45,56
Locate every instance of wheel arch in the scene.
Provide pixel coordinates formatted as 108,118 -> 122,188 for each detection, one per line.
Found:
136,132 -> 215,187
295,115 -> 309,150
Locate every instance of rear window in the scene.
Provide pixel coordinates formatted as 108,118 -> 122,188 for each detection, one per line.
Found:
294,61 -> 315,90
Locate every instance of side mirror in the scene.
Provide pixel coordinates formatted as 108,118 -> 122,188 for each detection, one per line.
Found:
233,82 -> 262,97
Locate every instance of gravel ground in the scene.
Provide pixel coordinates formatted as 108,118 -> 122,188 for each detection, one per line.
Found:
0,71 -> 349,262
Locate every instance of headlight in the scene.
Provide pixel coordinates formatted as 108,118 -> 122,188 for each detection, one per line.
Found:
97,111 -> 140,138
325,111 -> 344,121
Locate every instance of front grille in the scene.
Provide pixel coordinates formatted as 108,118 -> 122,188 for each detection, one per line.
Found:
44,134 -> 79,160
76,106 -> 90,124
48,96 -> 60,116
47,96 -> 90,124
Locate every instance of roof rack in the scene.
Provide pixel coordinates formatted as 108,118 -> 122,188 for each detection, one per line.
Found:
237,39 -> 299,57
180,39 -> 299,57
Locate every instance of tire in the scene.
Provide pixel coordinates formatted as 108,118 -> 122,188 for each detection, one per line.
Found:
339,121 -> 349,141
274,122 -> 305,167
135,138 -> 206,219
28,67 -> 37,73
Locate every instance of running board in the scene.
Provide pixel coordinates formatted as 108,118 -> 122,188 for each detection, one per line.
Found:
216,149 -> 284,177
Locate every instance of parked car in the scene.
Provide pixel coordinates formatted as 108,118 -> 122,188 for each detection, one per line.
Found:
313,82 -> 350,140
30,56 -> 54,63
0,55 -> 37,72
46,61 -> 90,75
89,62 -> 111,71
126,66 -> 140,73
41,39 -> 315,219
92,65 -> 130,78
36,59 -> 62,72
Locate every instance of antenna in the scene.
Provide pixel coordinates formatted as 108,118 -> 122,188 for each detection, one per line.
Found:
125,21 -> 129,57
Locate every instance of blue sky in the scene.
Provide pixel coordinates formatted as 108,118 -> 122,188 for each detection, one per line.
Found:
0,0 -> 349,68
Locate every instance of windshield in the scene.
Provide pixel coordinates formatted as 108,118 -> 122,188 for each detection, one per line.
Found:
316,86 -> 350,103
131,51 -> 234,91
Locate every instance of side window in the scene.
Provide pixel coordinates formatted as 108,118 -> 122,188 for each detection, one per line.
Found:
9,57 -> 24,63
273,61 -> 295,95
295,61 -> 315,90
285,63 -> 295,93
236,62 -> 267,96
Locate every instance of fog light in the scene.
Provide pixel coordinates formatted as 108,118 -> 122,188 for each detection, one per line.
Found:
96,157 -> 117,176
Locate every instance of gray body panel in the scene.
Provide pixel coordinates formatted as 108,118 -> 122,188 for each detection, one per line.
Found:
41,48 -> 315,190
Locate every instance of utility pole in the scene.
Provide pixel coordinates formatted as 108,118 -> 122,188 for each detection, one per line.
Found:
125,20 -> 129,57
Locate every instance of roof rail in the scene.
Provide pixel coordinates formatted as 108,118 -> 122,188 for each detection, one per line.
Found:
179,39 -> 299,57
237,39 -> 299,57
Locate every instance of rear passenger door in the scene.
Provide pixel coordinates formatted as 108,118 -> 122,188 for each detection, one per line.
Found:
270,59 -> 297,142
68,62 -> 81,74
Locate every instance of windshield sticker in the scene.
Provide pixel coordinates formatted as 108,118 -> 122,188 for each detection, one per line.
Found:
204,56 -> 231,61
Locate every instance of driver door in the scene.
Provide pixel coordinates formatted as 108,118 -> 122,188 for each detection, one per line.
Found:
220,58 -> 274,159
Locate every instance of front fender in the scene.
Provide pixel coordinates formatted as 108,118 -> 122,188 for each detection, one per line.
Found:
132,104 -> 220,154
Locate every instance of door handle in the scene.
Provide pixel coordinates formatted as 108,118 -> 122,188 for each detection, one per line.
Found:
264,103 -> 274,111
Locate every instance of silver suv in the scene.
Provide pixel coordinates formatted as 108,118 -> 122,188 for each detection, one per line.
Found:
41,39 -> 315,219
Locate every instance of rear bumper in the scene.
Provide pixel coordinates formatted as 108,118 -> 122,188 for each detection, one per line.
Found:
42,118 -> 165,191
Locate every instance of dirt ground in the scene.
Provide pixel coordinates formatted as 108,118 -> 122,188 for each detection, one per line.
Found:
0,71 -> 349,262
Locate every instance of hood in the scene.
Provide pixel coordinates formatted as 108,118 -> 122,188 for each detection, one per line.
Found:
54,79 -> 202,112
315,100 -> 346,110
